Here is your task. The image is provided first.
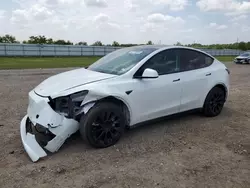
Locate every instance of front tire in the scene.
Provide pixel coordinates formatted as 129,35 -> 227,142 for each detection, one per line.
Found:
80,102 -> 126,148
202,87 -> 226,117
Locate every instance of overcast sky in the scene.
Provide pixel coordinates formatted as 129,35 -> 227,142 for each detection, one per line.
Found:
0,0 -> 250,45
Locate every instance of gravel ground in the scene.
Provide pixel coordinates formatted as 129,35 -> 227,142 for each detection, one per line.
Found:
0,63 -> 249,188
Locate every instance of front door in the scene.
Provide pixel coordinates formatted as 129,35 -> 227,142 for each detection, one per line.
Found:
128,49 -> 182,125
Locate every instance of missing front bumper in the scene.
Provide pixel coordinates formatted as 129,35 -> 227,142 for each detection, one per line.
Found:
20,114 -> 80,162
20,91 -> 83,162
20,115 -> 48,162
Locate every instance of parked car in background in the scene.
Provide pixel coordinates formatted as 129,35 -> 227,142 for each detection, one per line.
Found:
234,52 -> 250,64
20,45 -> 230,162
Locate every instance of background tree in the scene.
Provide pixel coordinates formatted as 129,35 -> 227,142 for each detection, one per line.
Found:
92,41 -> 103,46
112,41 -> 119,46
0,34 -> 19,43
26,35 -> 47,44
120,43 -> 138,47
65,40 -> 73,45
1,34 -> 250,50
175,41 -> 182,46
186,43 -> 204,48
54,40 -> 73,45
54,40 -> 65,45
238,42 -> 247,51
47,38 -> 54,44
246,42 -> 250,50
76,41 -> 88,45
146,40 -> 153,45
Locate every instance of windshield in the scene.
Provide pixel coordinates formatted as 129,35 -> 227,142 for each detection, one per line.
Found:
240,52 -> 250,57
87,47 -> 157,75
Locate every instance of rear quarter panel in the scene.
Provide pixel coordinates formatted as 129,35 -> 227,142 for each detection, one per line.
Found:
204,59 -> 229,103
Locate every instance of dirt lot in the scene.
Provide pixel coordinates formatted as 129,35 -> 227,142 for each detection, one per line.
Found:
0,62 -> 249,188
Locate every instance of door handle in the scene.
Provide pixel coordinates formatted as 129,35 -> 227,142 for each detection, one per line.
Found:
173,78 -> 180,82
206,73 -> 211,76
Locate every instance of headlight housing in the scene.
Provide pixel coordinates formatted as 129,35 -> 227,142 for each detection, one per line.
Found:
49,90 -> 88,118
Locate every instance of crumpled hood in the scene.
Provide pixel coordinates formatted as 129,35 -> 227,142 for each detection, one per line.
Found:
34,68 -> 117,96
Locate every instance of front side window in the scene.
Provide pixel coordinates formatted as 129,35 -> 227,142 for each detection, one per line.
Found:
179,49 -> 213,71
136,49 -> 180,76
87,47 -> 157,75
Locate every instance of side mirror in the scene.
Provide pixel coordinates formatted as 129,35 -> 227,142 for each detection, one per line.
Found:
141,68 -> 159,78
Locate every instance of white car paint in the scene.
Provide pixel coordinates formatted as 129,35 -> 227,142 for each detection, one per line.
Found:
128,71 -> 183,123
20,115 -> 47,162
179,59 -> 227,112
34,68 -> 117,96
20,45 -> 230,162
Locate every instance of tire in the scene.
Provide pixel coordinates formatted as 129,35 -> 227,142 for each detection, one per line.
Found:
79,102 -> 126,148
202,87 -> 226,117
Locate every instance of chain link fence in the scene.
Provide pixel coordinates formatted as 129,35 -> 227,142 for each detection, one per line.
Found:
0,43 -> 244,57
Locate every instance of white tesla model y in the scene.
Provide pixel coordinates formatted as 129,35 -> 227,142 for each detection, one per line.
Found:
20,45 -> 230,162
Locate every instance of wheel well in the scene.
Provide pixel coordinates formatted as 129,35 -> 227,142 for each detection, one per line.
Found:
214,84 -> 227,97
203,84 -> 227,108
97,96 -> 130,126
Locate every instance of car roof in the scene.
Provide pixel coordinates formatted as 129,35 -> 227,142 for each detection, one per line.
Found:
126,45 -> 202,51
125,45 -> 170,50
125,45 -> 215,59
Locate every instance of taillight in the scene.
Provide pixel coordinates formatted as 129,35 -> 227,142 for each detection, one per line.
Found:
225,68 -> 230,74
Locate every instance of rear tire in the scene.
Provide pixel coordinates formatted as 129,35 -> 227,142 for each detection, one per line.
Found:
202,87 -> 226,117
80,102 -> 126,148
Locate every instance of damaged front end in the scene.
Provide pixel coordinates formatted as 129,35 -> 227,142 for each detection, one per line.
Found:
20,90 -> 93,162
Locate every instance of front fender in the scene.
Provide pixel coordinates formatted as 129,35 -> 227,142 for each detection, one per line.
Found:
81,89 -> 132,122
49,83 -> 133,125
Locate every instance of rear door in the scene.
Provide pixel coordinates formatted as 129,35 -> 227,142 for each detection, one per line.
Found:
177,49 -> 214,112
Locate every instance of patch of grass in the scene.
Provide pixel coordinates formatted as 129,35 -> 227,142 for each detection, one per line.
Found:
0,55 -> 236,69
0,56 -> 101,69
215,56 -> 236,62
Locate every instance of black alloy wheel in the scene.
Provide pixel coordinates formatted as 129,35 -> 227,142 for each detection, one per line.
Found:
80,102 -> 126,148
91,111 -> 122,146
208,92 -> 225,115
203,87 -> 226,117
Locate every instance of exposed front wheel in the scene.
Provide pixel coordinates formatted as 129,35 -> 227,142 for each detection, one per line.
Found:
80,102 -> 126,148
202,87 -> 226,117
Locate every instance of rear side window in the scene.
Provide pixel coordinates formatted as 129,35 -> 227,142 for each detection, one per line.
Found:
179,49 -> 214,71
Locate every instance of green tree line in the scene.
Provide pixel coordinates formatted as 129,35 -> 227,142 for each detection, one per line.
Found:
0,34 -> 250,51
